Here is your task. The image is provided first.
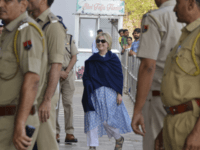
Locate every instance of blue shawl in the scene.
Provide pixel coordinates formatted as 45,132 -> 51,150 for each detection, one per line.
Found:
82,50 -> 123,112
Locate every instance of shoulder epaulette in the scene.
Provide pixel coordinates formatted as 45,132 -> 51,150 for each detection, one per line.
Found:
143,9 -> 159,18
43,13 -> 68,31
48,13 -> 58,23
18,20 -> 29,30
42,14 -> 58,30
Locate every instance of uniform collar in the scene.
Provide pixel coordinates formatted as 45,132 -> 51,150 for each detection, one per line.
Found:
5,11 -> 28,32
36,8 -> 51,22
159,0 -> 176,9
183,18 -> 200,32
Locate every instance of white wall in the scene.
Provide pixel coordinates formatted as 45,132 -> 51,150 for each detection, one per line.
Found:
51,0 -> 76,36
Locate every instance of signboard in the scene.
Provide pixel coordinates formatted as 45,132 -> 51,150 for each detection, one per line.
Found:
76,0 -> 125,15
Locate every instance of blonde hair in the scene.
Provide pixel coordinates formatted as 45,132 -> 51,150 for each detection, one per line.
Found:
96,33 -> 112,51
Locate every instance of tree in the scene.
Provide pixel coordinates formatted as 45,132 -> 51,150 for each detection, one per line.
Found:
124,0 -> 157,29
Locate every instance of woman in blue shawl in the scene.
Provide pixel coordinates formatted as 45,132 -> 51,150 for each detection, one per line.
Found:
82,33 -> 132,150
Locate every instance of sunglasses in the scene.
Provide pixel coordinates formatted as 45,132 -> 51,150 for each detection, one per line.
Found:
96,39 -> 106,43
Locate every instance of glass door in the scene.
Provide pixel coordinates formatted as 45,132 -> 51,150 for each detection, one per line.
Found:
79,18 -> 98,49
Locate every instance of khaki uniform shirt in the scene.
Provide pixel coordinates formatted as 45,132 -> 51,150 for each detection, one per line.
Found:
36,8 -> 65,66
161,19 -> 200,109
137,0 -> 183,91
36,8 -> 65,99
0,12 -> 48,105
62,34 -> 79,69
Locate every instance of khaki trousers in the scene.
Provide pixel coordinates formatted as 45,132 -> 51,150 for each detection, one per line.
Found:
163,100 -> 199,150
142,91 -> 166,150
0,113 -> 40,150
56,70 -> 75,134
36,83 -> 60,150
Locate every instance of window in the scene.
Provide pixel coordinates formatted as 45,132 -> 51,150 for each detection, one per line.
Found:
79,18 -> 97,49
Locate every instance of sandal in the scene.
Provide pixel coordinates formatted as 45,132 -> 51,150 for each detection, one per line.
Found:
89,147 -> 96,150
114,136 -> 124,150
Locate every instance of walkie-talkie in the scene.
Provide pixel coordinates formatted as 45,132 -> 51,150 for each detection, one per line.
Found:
25,125 -> 35,138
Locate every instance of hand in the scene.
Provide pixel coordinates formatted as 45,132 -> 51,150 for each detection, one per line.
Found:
123,45 -> 126,50
38,100 -> 51,123
155,129 -> 164,150
128,51 -> 133,56
117,94 -> 122,105
13,125 -> 32,150
131,112 -> 146,136
60,71 -> 68,80
182,131 -> 200,150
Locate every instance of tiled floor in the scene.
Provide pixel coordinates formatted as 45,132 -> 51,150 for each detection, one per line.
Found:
58,82 -> 143,150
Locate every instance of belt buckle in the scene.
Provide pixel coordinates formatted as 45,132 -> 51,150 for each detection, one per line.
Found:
164,106 -> 172,115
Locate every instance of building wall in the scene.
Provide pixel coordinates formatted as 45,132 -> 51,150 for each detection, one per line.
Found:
50,0 -> 124,37
51,0 -> 76,36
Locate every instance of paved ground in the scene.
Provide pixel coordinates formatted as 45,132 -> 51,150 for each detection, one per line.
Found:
57,82 -> 143,150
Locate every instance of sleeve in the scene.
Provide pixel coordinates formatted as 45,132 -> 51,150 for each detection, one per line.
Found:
18,25 -> 44,75
71,40 -> 79,56
118,37 -> 121,43
134,41 -> 140,53
121,37 -> 124,48
46,22 -> 65,64
137,16 -> 161,60
130,42 -> 134,51
125,38 -> 128,45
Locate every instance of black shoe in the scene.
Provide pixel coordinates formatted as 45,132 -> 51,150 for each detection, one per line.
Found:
56,134 -> 60,143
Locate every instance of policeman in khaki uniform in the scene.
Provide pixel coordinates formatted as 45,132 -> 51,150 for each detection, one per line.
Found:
0,0 -> 47,150
131,0 -> 183,150
156,0 -> 200,150
27,0 -> 65,150
56,32 -> 79,143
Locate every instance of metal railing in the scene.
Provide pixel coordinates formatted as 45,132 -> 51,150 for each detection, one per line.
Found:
121,49 -> 129,94
121,49 -> 141,103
